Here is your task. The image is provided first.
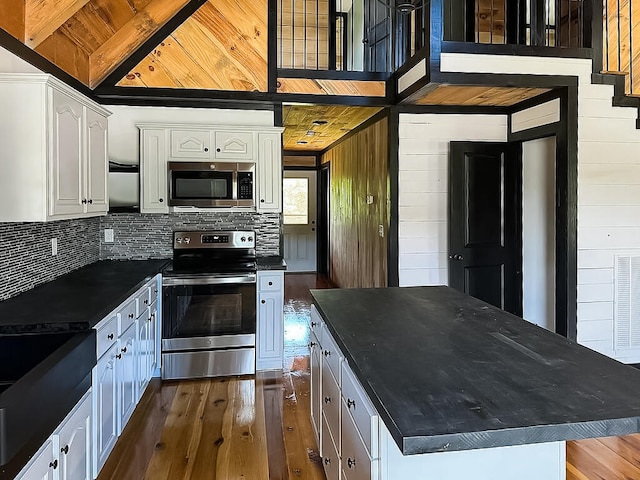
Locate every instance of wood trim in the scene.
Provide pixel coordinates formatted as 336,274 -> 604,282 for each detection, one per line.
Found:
94,0 -> 208,89
508,88 -> 563,113
25,0 -> 90,48
277,68 -> 389,81
268,0 -> 278,93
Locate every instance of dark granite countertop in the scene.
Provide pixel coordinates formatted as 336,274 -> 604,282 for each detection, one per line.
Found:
311,286 -> 640,456
0,259 -> 169,334
257,256 -> 287,270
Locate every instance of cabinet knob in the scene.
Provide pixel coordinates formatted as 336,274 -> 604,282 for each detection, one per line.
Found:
129,313 -> 134,318
309,341 -> 317,348
347,457 -> 356,468
311,322 -> 317,327
159,198 -> 164,203
324,396 -> 331,404
216,148 -> 221,152
323,350 -> 330,357
268,281 -> 273,286
49,460 -> 58,469
81,199 -> 87,204
324,458 -> 331,465
347,398 -> 356,409
116,353 -> 122,359
107,333 -> 114,340
144,299 -> 149,305
204,147 -> 209,152
88,199 -> 93,204
261,300 -> 266,304
260,199 -> 265,203
121,346 -> 127,353
61,445 -> 69,454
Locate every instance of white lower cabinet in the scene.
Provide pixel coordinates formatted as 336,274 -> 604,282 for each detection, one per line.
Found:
310,330 -> 322,448
93,343 -> 118,474
116,324 -> 137,434
256,271 -> 284,370
16,391 -> 92,480
321,414 -> 341,480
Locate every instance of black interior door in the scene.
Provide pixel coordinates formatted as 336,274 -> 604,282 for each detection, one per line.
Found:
364,0 -> 390,72
449,142 -> 522,315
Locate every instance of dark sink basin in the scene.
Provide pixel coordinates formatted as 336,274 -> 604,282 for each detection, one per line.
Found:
0,331 -> 96,479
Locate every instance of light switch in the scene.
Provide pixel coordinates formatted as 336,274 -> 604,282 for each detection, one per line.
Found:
104,229 -> 114,243
51,238 -> 58,256
378,225 -> 384,238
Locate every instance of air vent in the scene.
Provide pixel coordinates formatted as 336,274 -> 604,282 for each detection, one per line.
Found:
614,256 -> 640,349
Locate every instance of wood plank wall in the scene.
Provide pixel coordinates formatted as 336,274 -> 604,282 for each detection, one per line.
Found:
277,0 -> 330,69
604,0 -> 640,96
321,116 -> 389,288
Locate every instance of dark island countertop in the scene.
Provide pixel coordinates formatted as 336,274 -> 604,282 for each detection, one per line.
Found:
0,259 -> 169,334
311,286 -> 640,456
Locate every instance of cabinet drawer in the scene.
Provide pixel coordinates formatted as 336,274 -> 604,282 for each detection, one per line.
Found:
321,324 -> 342,383
214,131 -> 253,160
342,363 -> 379,457
341,401 -> 379,480
258,272 -> 283,291
310,305 -> 323,340
118,298 -> 137,335
96,314 -> 118,359
136,286 -> 151,317
321,413 -> 340,480
321,356 -> 341,446
170,129 -> 210,159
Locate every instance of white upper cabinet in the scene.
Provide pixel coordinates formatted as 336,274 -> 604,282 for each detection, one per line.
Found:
138,124 -> 283,214
0,73 -> 111,222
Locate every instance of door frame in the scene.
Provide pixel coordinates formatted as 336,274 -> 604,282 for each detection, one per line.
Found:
318,163 -> 330,275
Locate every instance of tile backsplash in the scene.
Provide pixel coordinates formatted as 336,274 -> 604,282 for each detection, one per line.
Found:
0,218 -> 100,301
100,212 -> 281,259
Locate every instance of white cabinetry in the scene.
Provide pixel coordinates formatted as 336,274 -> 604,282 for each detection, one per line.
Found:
138,124 -> 282,214
257,132 -> 282,212
256,270 -> 284,370
15,391 -> 92,480
92,275 -> 161,478
0,74 -> 110,222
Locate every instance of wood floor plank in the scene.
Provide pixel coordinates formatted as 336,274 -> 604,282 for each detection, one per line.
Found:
262,371 -> 288,480
567,436 -> 640,479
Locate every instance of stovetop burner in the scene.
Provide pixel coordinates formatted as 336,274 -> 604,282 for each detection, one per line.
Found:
163,230 -> 257,277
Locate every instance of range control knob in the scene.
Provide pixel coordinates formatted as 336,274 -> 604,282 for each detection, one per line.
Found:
184,237 -> 190,244
241,236 -> 247,242
248,237 -> 253,242
176,237 -> 182,244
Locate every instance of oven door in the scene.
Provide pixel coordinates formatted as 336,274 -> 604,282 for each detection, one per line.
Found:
162,274 -> 256,350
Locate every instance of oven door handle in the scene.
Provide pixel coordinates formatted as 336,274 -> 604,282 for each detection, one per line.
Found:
163,274 -> 257,286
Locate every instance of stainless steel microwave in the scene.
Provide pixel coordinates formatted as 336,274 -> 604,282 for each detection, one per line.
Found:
168,161 -> 255,208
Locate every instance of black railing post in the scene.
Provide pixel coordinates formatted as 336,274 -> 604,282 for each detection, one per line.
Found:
464,0 -> 475,43
586,0 -> 602,73
506,0 -> 526,45
329,0 -> 338,70
530,0 -> 547,46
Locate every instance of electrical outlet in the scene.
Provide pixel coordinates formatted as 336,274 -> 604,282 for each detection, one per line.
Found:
104,229 -> 114,243
51,238 -> 58,256
378,225 -> 384,238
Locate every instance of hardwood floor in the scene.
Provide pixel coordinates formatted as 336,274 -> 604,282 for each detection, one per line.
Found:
97,272 -> 640,479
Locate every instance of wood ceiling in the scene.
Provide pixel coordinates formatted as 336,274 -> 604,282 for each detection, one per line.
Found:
283,105 -> 382,151
415,85 -> 552,107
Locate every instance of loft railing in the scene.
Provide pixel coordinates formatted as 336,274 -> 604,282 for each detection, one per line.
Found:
603,0 -> 639,96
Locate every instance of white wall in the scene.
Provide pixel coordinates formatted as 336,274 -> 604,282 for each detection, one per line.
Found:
106,105 -> 274,165
435,53 -> 640,361
522,137 -> 556,331
397,114 -> 507,287
0,46 -> 41,73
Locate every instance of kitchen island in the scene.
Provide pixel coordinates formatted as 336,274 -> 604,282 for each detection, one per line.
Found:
310,286 -> 640,480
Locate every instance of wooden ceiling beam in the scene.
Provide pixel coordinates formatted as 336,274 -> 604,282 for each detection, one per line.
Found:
0,1 -> 26,42
88,0 -> 189,89
25,0 -> 90,48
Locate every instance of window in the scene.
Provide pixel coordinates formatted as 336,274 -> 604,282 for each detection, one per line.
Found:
283,178 -> 309,225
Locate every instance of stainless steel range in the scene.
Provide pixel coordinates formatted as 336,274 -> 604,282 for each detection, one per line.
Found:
161,230 -> 257,380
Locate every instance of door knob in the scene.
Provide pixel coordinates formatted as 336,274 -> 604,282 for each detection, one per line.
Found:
449,254 -> 464,261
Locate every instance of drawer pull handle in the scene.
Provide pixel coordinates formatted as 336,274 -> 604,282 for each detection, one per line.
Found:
49,460 -> 58,469
116,354 -> 122,359
121,347 -> 127,353
128,313 -> 134,319
347,398 -> 356,409
310,342 -> 317,348
107,333 -> 114,340
311,322 -> 317,327
61,445 -> 69,454
144,299 -> 149,305
323,350 -> 331,357
154,289 -> 158,293
347,457 -> 356,468
268,281 -> 273,286
324,396 -> 331,404
324,458 -> 331,465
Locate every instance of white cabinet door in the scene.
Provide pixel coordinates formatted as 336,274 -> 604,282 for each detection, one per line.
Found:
256,271 -> 284,371
50,89 -> 84,217
170,129 -> 211,159
14,440 -> 56,480
85,108 -> 108,214
117,324 -> 137,433
310,332 -> 322,449
257,132 -> 282,212
57,391 -> 92,480
140,128 -> 169,213
213,131 -> 254,160
149,300 -> 159,377
136,307 -> 153,397
93,343 -> 118,474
